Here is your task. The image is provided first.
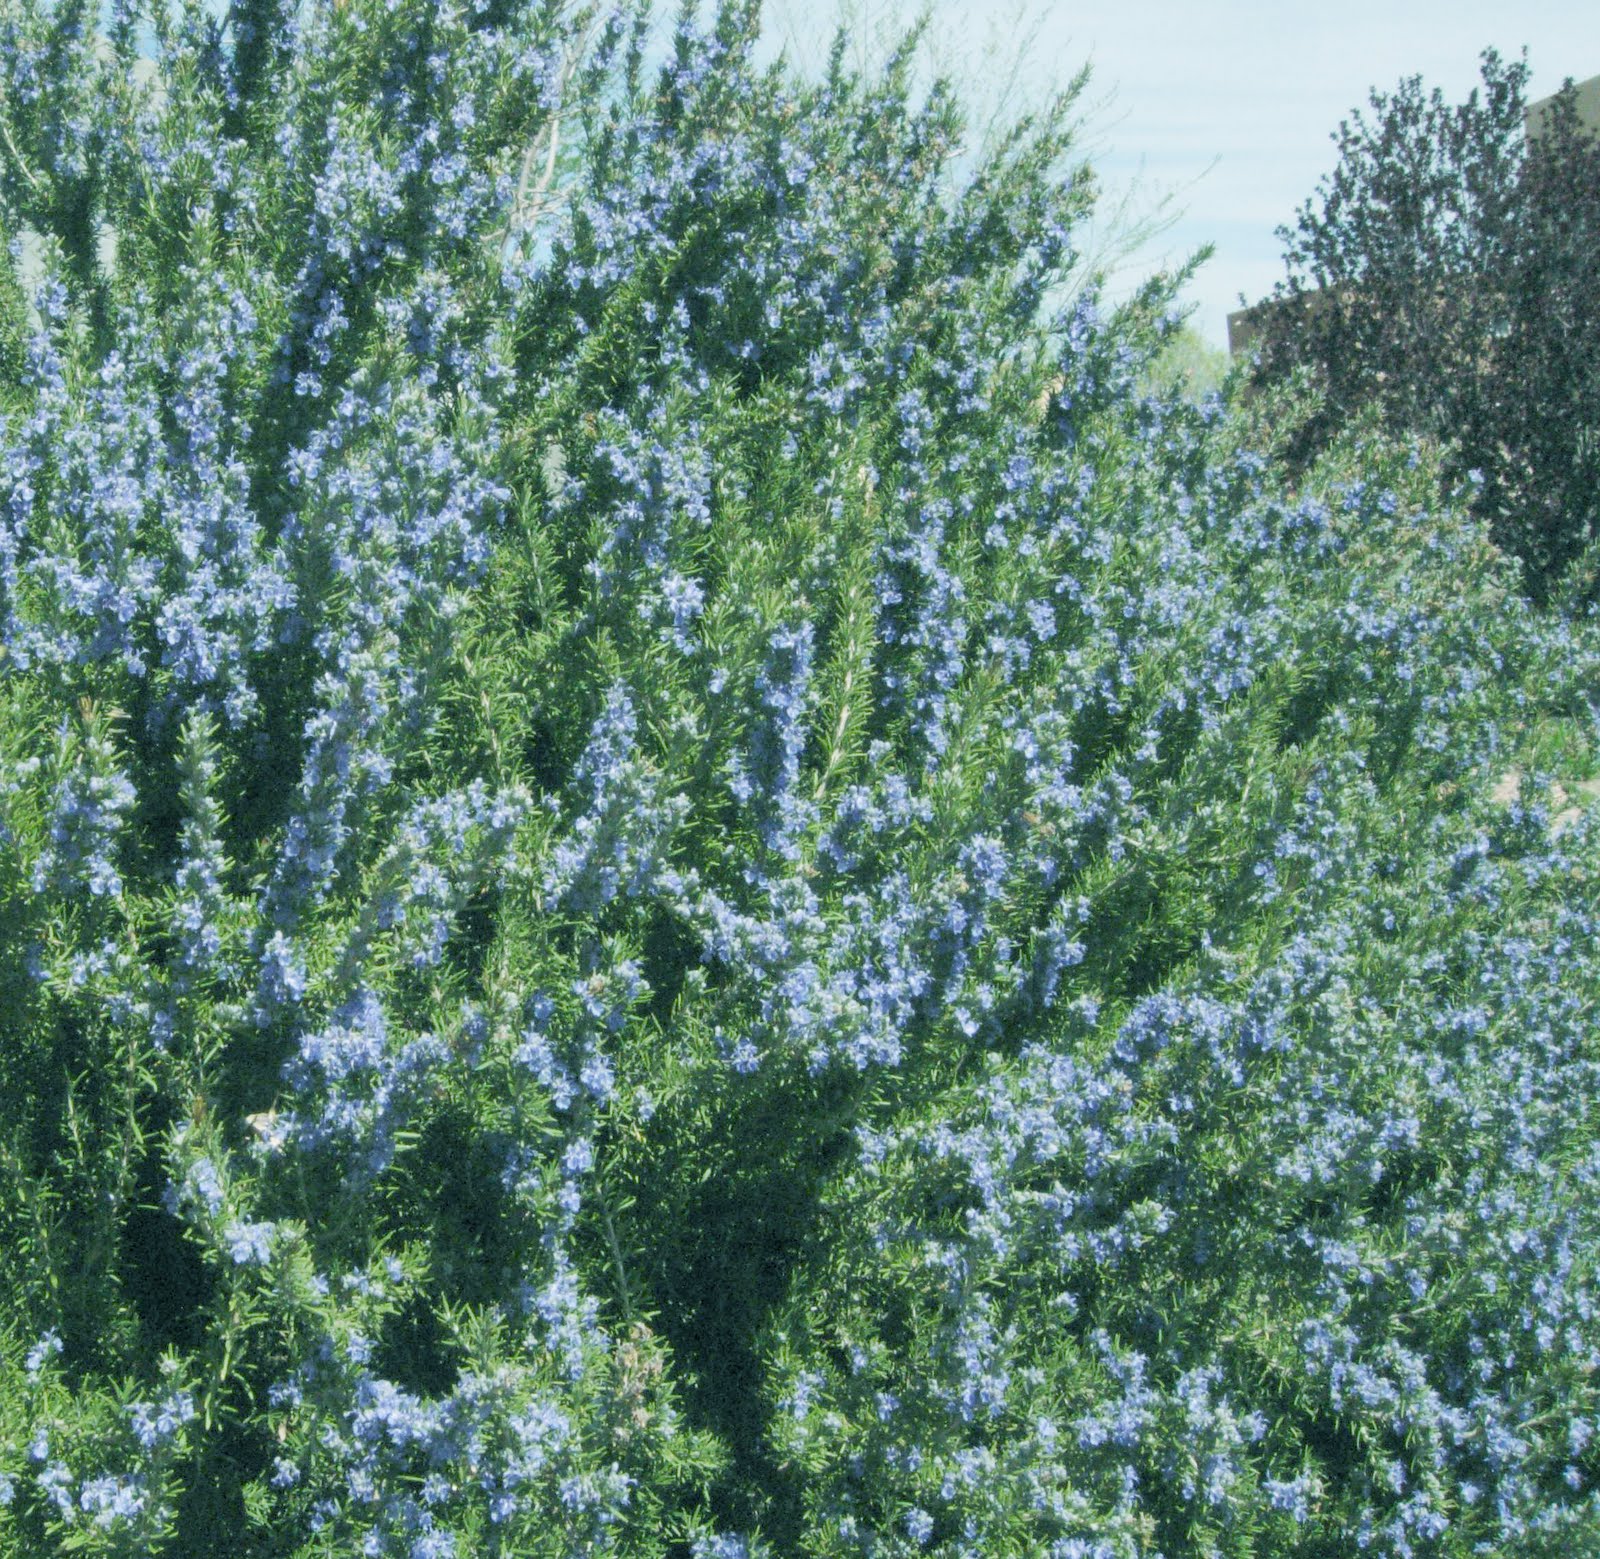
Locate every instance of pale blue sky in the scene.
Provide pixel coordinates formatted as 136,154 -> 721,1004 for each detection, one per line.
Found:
762,1 -> 1600,350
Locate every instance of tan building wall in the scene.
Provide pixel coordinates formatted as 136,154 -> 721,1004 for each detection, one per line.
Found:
1227,286 -> 1349,358
1525,72 -> 1600,140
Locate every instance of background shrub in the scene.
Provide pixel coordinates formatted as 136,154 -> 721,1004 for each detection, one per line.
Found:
1246,48 -> 1600,606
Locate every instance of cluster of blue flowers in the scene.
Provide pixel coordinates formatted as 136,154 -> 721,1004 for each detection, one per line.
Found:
2,2 -> 1598,1556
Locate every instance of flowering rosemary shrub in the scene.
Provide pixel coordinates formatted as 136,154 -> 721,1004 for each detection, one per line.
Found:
2,3 -> 1599,1556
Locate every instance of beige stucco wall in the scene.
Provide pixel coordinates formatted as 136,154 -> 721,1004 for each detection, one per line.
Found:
1525,72 -> 1600,140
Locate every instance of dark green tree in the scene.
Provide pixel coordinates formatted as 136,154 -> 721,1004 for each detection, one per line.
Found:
1250,49 -> 1600,604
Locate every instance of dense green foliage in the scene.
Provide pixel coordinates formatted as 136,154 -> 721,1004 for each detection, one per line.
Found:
1247,49 -> 1600,606
1,4 -> 1599,1556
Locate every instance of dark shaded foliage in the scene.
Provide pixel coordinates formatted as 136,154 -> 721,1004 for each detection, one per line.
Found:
1249,49 -> 1600,604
